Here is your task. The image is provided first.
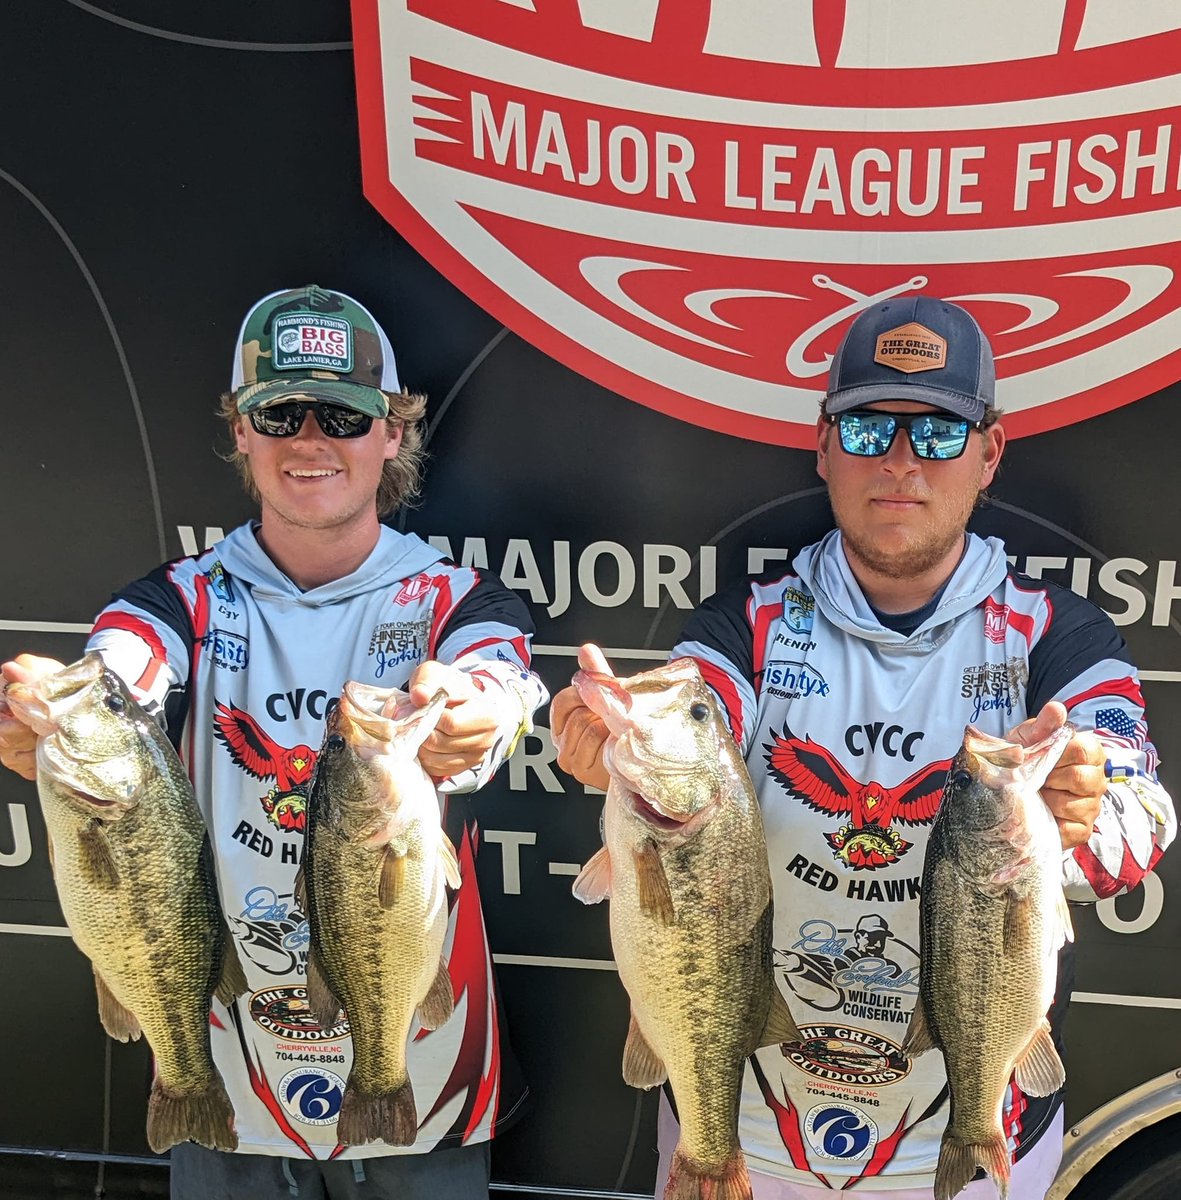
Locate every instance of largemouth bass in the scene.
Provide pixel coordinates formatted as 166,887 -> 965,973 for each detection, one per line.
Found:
571,649 -> 801,1200
6,653 -> 243,1152
300,682 -> 460,1146
902,723 -> 1075,1200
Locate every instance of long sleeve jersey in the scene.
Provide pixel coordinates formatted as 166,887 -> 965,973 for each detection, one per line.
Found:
671,529 -> 1174,1190
85,522 -> 547,1160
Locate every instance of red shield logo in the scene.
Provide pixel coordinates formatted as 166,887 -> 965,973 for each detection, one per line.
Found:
353,2 -> 1181,445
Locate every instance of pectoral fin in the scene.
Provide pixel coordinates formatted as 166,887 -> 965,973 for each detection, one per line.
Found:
622,1012 -> 666,1088
1003,891 -> 1032,955
293,863 -> 308,912
440,835 -> 461,890
305,947 -> 343,1028
633,838 -> 675,926
417,960 -> 455,1031
93,966 -> 140,1042
572,846 -> 612,905
1057,888 -> 1075,945
79,819 -> 119,889
1013,1018 -> 1065,1097
901,994 -> 938,1058
378,845 -> 406,908
756,985 -> 803,1048
214,926 -> 248,1007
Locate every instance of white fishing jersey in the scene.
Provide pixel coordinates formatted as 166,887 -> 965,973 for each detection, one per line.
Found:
86,523 -> 547,1160
672,530 -> 1175,1190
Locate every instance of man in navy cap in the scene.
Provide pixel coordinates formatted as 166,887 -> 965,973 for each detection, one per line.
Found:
552,296 -> 1174,1198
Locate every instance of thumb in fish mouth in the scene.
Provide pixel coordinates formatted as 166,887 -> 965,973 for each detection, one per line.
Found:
1005,700 -> 1068,748
577,643 -> 614,675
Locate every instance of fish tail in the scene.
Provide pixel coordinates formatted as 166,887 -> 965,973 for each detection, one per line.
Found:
934,1130 -> 1010,1200
665,1148 -> 752,1200
146,1074 -> 238,1153
337,1078 -> 418,1147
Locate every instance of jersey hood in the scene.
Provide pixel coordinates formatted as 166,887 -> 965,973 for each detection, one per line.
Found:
212,523 -> 448,605
794,529 -> 1009,645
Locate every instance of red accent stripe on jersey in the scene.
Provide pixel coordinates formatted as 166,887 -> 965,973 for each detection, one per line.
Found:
428,575 -> 462,660
226,1007 -> 317,1158
1003,1080 -> 1027,1147
1006,576 -> 1051,645
90,612 -> 168,695
451,633 -> 529,667
420,823 -> 496,1140
749,1055 -> 811,1173
1065,677 -> 1145,711
1007,607 -> 1037,649
851,1102 -> 914,1184
696,658 -> 744,745
749,594 -> 780,681
1073,838 -> 1145,899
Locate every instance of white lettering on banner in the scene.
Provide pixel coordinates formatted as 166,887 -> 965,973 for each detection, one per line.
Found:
1096,871 -> 1165,935
0,804 -> 32,868
466,86 -> 1181,221
471,93 -> 696,201
177,526 -> 226,556
427,536 -> 717,618
1007,555 -> 1181,629
172,530 -> 1180,632
509,727 -> 564,794
483,829 -> 537,895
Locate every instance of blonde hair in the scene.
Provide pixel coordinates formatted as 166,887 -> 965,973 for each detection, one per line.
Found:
218,390 -> 428,517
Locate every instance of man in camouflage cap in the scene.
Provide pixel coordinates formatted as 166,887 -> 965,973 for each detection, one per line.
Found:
1,284 -> 547,1199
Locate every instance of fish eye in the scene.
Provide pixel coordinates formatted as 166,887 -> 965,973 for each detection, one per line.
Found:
104,693 -> 126,713
326,734 -> 345,752
688,702 -> 710,722
950,769 -> 973,790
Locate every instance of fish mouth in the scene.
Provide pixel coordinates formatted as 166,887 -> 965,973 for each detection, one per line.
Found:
625,791 -> 719,843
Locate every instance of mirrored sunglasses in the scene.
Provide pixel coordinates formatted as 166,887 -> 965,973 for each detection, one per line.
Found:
248,401 -> 374,439
827,409 -> 981,461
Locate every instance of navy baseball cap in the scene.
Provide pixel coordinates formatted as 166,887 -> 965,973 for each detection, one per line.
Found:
825,295 -> 995,422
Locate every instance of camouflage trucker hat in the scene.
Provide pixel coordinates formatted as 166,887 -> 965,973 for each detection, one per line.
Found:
231,285 -> 400,418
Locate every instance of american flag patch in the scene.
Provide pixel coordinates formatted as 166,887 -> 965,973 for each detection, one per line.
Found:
1096,707 -> 1159,774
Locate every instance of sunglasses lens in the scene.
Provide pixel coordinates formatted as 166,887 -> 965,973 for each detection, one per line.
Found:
314,404 -> 372,438
837,413 -> 895,457
913,416 -> 970,460
250,402 -> 306,437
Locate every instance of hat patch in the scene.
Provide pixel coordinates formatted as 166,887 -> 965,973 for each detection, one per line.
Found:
873,323 -> 947,375
273,313 -> 353,374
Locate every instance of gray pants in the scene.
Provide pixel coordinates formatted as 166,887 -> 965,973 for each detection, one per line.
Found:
169,1140 -> 490,1200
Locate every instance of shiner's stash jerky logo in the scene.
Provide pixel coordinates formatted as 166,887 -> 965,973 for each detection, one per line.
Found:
353,1 -> 1181,445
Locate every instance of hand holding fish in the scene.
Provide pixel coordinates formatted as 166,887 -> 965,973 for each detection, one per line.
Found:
407,660 -> 500,777
1006,701 -> 1105,849
0,654 -> 65,780
550,644 -> 612,792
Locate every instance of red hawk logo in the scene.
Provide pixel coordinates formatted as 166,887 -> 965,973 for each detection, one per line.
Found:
213,701 -> 317,833
764,723 -> 950,870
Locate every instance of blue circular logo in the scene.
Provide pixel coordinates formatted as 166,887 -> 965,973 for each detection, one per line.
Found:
803,1103 -> 878,1162
278,1067 -> 346,1126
